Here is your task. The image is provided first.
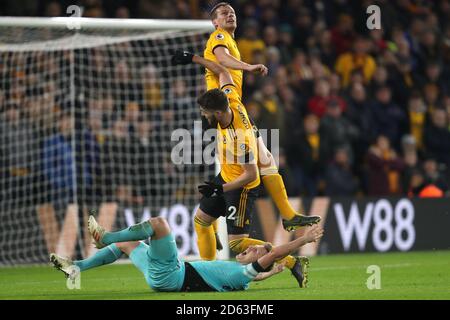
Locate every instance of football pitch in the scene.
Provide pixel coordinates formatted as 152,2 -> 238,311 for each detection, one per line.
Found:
0,251 -> 449,300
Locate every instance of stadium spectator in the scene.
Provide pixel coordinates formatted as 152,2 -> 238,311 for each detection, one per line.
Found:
369,64 -> 389,93
42,114 -> 76,203
115,6 -> 130,19
423,156 -> 449,194
368,28 -> 388,56
237,19 -> 265,64
419,61 -> 448,95
314,29 -> 336,69
133,120 -> 157,199
324,147 -> 358,196
370,86 -> 407,149
44,1 -> 62,17
277,24 -> 295,65
0,104 -> 38,203
401,134 -> 421,194
123,101 -> 141,136
290,50 -> 314,83
408,168 -> 445,198
330,14 -> 356,55
105,119 -> 140,205
397,66 -> 419,110
292,8 -> 314,50
345,83 -> 374,151
367,135 -> 405,196
307,78 -> 346,118
344,82 -> 374,188
418,29 -> 441,66
266,46 -> 281,76
423,83 -> 441,113
335,36 -> 377,88
167,78 -> 198,126
287,114 -> 328,197
320,99 -> 359,163
424,108 -> 450,166
278,86 -> 304,135
406,93 -> 427,150
262,25 -> 278,47
141,64 -> 163,110
250,79 -> 286,147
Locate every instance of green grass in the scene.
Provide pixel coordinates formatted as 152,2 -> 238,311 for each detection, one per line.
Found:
0,251 -> 449,300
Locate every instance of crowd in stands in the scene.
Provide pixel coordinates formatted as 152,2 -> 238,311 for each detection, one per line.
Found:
0,0 -> 449,201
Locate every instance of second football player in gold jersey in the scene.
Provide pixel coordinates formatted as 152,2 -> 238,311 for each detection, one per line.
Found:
172,49 -> 310,287
204,3 -> 321,235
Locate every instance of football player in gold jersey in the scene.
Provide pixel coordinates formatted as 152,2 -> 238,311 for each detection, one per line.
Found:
204,3 -> 320,239
172,50 -> 312,287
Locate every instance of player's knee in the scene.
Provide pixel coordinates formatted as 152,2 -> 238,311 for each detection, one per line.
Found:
115,241 -> 140,255
258,151 -> 278,173
149,217 -> 170,237
195,209 -> 215,225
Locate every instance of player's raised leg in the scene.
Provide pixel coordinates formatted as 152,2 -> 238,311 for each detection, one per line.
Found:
256,136 -> 321,231
50,243 -> 124,278
88,215 -> 154,248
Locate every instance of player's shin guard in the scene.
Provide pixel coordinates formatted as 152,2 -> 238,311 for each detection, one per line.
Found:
102,221 -> 154,245
194,216 -> 216,260
261,173 -> 297,221
74,244 -> 122,271
228,237 -> 266,253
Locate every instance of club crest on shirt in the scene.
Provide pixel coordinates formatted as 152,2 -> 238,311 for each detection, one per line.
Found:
216,33 -> 225,40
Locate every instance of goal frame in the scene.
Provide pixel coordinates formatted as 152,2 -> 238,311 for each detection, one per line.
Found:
0,16 -> 230,262
0,16 -> 214,31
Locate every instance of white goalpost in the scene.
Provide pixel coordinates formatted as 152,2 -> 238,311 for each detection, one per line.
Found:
0,17 -> 229,265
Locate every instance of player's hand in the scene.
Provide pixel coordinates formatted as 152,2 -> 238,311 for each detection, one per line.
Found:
271,262 -> 286,275
304,225 -> 324,243
247,64 -> 268,76
198,181 -> 224,197
171,49 -> 194,65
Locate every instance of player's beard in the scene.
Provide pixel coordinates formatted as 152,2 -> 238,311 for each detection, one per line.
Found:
202,115 -> 218,129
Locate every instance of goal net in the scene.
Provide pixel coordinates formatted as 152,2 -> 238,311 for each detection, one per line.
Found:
0,17 -> 217,265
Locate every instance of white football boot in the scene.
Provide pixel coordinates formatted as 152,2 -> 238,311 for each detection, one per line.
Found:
49,253 -> 79,280
88,215 -> 106,249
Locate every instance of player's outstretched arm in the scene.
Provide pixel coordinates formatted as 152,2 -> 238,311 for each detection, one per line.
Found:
172,50 -> 233,88
257,225 -> 324,269
214,47 -> 268,76
192,54 -> 233,88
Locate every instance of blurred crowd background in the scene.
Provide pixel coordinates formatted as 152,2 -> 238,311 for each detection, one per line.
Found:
0,0 -> 449,200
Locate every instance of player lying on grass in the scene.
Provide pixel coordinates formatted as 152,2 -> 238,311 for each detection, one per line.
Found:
202,2 -> 319,246
172,50 -> 320,286
50,215 -> 323,292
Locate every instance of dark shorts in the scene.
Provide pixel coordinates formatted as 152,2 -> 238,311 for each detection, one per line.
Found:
199,175 -> 259,235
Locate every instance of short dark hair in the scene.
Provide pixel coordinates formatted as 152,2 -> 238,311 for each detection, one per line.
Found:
197,89 -> 228,112
210,2 -> 232,20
